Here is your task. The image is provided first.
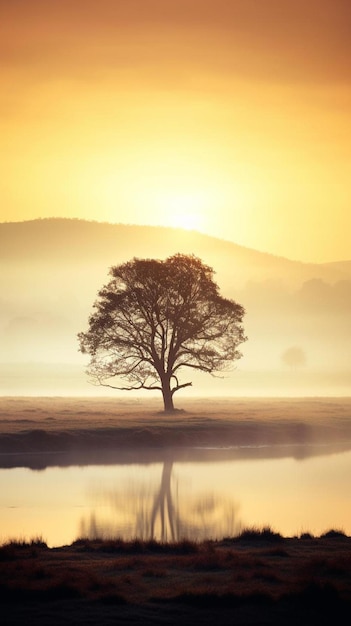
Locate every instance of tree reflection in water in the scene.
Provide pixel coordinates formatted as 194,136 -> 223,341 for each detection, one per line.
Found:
79,460 -> 241,541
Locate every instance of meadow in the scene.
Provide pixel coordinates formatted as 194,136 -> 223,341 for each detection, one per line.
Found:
1,396 -> 351,461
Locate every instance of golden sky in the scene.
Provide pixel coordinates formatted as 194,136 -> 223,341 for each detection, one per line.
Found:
1,0 -> 350,262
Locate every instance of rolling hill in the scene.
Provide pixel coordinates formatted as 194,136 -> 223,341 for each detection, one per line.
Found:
1,218 -> 349,290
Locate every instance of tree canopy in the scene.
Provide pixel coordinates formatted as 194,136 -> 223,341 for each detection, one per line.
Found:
78,254 -> 246,411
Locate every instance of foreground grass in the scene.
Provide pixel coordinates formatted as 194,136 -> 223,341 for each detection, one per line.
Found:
1,531 -> 351,625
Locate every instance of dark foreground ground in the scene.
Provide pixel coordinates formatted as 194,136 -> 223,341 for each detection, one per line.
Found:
1,532 -> 351,626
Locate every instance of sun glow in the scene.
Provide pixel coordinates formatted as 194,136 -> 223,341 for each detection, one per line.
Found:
159,191 -> 209,232
170,211 -> 203,231
163,193 -> 205,230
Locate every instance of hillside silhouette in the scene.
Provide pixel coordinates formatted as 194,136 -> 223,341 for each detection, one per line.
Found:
1,218 -> 349,288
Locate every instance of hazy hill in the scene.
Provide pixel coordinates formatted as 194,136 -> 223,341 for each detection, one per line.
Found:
0,218 -> 348,291
322,260 -> 351,278
0,219 -> 350,396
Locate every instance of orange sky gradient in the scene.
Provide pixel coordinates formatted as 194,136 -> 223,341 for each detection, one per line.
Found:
0,0 -> 350,262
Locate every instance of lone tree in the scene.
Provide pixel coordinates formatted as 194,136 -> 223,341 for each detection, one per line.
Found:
78,254 -> 246,412
281,346 -> 306,371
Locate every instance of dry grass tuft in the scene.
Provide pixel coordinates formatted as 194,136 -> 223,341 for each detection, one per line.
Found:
320,529 -> 347,539
234,526 -> 284,543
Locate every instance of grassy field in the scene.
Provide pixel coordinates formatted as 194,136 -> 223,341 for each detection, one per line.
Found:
1,532 -> 351,625
1,396 -> 351,458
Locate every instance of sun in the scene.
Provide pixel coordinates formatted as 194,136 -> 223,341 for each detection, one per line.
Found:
171,211 -> 203,231
162,192 -> 206,231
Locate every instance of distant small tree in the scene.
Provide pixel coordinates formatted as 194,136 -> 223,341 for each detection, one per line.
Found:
78,254 -> 246,412
281,346 -> 306,370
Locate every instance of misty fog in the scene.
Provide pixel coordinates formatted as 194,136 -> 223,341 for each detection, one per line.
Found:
1,219 -> 350,396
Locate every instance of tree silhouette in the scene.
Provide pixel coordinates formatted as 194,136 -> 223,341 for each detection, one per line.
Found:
78,254 -> 246,411
281,346 -> 306,370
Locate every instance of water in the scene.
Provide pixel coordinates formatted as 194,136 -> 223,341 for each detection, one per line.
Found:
1,447 -> 351,547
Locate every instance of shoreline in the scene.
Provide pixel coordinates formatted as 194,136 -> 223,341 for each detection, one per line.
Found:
1,396 -> 351,469
1,439 -> 351,470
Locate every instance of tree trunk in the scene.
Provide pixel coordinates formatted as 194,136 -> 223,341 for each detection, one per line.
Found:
161,377 -> 175,412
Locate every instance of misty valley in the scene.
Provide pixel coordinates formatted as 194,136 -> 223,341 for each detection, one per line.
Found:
1,218 -> 350,555
1,219 -> 350,397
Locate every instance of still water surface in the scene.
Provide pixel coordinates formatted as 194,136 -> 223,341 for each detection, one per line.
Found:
1,448 -> 351,547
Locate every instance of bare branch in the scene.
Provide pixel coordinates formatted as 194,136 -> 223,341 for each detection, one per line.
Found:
98,382 -> 162,392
